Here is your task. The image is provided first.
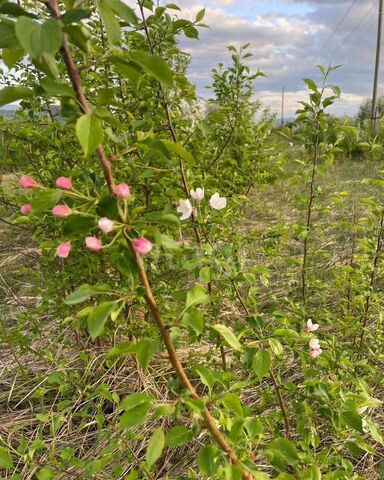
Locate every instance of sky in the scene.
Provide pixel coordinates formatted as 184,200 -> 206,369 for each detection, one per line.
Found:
158,0 -> 381,118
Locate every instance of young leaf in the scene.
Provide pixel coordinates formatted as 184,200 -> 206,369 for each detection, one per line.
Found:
212,324 -> 243,352
76,113 -> 104,156
195,364 -> 214,389
265,438 -> 299,466
165,426 -> 193,447
64,284 -> 101,305
197,445 -> 218,477
146,428 -> 165,468
0,447 -> 13,469
252,350 -> 271,382
119,402 -> 152,429
186,285 -> 210,309
195,8 -> 205,22
87,302 -> 115,339
221,393 -> 244,417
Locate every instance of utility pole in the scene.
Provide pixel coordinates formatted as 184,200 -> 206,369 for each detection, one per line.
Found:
281,86 -> 285,128
371,0 -> 383,133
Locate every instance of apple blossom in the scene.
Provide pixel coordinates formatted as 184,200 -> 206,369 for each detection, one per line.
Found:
56,242 -> 71,258
19,176 -> 38,189
309,338 -> 320,350
52,205 -> 71,217
310,348 -> 322,358
56,176 -> 73,190
177,199 -> 193,220
98,217 -> 114,234
209,192 -> 227,210
306,319 -> 319,333
309,338 -> 322,358
134,236 -> 152,255
114,183 -> 131,200
190,187 -> 204,201
85,236 -> 102,251
21,204 -> 32,215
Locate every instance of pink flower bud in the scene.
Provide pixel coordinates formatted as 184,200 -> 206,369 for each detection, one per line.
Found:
98,217 -> 114,234
52,205 -> 71,217
56,242 -> 71,258
114,183 -> 131,200
133,236 -> 152,255
21,203 -> 32,215
85,236 -> 102,252
19,176 -> 38,189
56,176 -> 73,190
310,348 -> 322,358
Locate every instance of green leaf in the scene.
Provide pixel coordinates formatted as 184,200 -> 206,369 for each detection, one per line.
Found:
15,17 -> 62,58
195,8 -> 205,22
166,426 -> 193,447
63,215 -> 95,235
96,195 -> 119,219
107,340 -> 160,369
87,302 -> 115,339
181,310 -> 204,336
146,428 -> 164,468
97,0 -> 121,45
252,350 -> 271,382
183,25 -> 199,39
2,48 -> 24,68
0,21 -> 18,48
0,86 -> 34,107
195,364 -> 214,389
135,340 -> 160,369
64,284 -> 102,305
162,139 -> 194,163
366,419 -> 384,445
0,447 -> 13,469
221,393 -> 244,417
186,285 -> 210,309
212,324 -> 242,352
128,51 -> 173,87
40,77 -> 75,98
0,2 -> 35,17
119,401 -> 152,429
36,468 -> 54,480
108,0 -> 137,24
340,411 -> 363,433
199,267 -> 212,283
30,189 -> 62,213
304,78 -> 317,91
76,113 -> 104,156
197,445 -> 218,477
273,328 -> 299,339
121,392 -> 153,411
265,438 -> 299,466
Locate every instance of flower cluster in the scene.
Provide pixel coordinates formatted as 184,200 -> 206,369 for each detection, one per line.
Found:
176,188 -> 227,220
305,319 -> 322,358
19,176 -> 151,259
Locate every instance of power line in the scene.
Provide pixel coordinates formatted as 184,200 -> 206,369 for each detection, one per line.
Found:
336,0 -> 376,52
328,1 -> 376,62
322,0 -> 359,48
